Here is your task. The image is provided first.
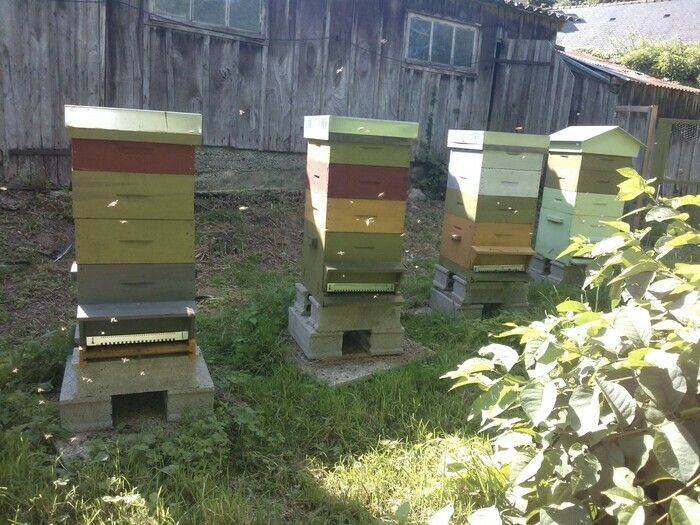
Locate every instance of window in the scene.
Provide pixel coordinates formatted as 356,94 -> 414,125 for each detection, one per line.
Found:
152,0 -> 263,35
405,13 -> 479,72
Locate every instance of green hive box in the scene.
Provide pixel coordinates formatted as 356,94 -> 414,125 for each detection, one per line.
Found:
64,105 -> 201,359
535,126 -> 644,265
290,115 -> 419,360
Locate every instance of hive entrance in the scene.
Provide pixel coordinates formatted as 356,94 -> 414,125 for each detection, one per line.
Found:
341,330 -> 372,355
112,391 -> 167,426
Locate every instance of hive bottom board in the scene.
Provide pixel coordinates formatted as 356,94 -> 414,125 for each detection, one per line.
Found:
59,347 -> 214,432
288,283 -> 404,359
430,264 -> 529,318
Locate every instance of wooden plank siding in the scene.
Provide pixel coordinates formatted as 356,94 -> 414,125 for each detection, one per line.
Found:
1,0 -> 698,190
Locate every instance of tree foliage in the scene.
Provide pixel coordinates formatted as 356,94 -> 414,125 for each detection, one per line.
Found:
444,169 -> 700,524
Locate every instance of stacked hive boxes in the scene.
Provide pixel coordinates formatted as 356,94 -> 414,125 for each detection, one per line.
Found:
289,115 -> 418,359
431,130 -> 549,317
60,105 -> 213,431
531,126 -> 643,283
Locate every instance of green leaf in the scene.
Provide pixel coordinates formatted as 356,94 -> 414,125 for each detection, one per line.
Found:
394,501 -> 411,524
613,306 -> 652,346
520,381 -> 557,426
669,495 -> 700,525
513,449 -> 544,485
556,300 -> 588,313
617,171 -> 655,201
591,234 -> 627,257
667,194 -> 700,209
596,377 -> 636,427
617,504 -> 646,525
653,422 -> 700,482
568,386 -> 601,436
571,452 -> 601,493
619,434 -> 654,474
660,233 -> 700,257
637,351 -> 687,414
466,506 -> 500,525
540,502 -> 593,525
478,344 -> 519,372
675,263 -> 700,284
646,206 -> 689,223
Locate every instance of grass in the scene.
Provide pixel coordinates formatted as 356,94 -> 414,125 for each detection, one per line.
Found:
0,190 -> 583,524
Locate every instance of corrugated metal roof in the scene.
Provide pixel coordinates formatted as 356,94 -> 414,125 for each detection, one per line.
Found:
557,0 -> 700,52
495,0 -> 579,22
561,49 -> 700,94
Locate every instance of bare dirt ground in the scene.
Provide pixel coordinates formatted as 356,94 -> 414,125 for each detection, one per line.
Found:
0,189 -> 442,342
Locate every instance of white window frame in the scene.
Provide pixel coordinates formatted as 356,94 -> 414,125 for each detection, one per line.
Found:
149,0 -> 267,41
403,12 -> 480,75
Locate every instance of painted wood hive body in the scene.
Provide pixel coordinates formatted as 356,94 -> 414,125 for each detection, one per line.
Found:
65,105 -> 202,357
535,126 -> 644,263
439,130 -> 549,275
301,115 -> 418,301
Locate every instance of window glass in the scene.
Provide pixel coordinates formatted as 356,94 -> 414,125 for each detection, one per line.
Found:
407,17 -> 430,61
431,22 -> 453,65
406,14 -> 478,70
453,27 -> 475,68
154,0 -> 189,18
193,0 -> 225,25
229,0 -> 262,32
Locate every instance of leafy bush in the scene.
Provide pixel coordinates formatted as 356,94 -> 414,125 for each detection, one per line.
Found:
444,169 -> 700,523
588,38 -> 700,88
413,142 -> 448,200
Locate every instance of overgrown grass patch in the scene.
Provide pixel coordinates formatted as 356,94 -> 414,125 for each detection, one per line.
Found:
1,193 -> 574,523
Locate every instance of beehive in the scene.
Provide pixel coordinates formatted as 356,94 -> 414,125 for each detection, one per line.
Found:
535,126 -> 643,264
65,105 -> 202,360
438,130 -> 549,275
289,115 -> 418,359
302,115 -> 418,301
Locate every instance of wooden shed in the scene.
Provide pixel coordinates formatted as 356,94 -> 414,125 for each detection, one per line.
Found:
1,0 -> 698,191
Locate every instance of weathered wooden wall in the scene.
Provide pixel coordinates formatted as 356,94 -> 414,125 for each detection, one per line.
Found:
0,0 -> 105,187
0,0 -> 561,187
487,38 -> 573,135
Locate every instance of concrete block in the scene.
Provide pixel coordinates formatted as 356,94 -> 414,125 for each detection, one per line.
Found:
288,306 -> 343,360
432,264 -> 452,291
59,347 -> 214,432
430,287 -> 459,316
452,275 -> 528,305
366,330 -> 404,356
293,282 -> 311,314
308,294 -> 402,332
549,261 -> 586,285
528,254 -> 548,275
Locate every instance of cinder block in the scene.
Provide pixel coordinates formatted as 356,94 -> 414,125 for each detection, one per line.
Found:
528,254 -> 548,275
432,264 -> 452,291
366,330 -> 404,356
430,287 -> 459,316
308,294 -> 402,332
288,306 -> 343,359
452,275 -> 528,305
549,261 -> 586,285
59,347 -> 214,431
293,283 -> 311,314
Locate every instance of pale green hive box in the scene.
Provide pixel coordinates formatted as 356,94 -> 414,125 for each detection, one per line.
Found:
304,115 -> 419,144
65,105 -> 203,145
548,126 -> 644,158
447,130 -> 550,151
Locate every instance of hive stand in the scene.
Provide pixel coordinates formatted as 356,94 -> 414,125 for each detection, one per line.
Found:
430,264 -> 529,317
60,105 -> 214,430
532,126 -> 644,284
430,130 -> 549,317
60,347 -> 214,432
289,115 -> 418,360
288,283 -> 405,359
